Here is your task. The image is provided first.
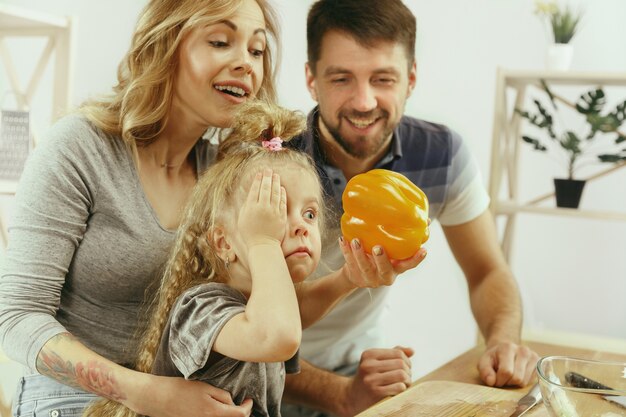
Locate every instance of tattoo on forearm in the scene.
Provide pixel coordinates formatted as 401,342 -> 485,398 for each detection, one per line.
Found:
36,333 -> 127,401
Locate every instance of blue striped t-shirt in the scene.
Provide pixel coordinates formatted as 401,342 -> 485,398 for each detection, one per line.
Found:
290,107 -> 490,371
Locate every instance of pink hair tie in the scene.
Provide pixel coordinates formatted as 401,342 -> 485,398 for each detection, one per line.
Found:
262,137 -> 284,151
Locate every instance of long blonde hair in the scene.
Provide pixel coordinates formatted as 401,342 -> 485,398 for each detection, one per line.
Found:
79,0 -> 280,150
83,100 -> 323,417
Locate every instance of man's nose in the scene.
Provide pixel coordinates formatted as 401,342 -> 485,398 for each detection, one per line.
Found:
351,82 -> 377,112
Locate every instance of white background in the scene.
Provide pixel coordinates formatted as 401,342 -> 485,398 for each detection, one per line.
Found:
1,0 -> 625,405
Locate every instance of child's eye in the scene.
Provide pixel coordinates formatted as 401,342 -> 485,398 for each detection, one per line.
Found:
304,209 -> 317,220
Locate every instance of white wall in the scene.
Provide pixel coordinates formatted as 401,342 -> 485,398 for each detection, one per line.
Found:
1,0 -> 625,398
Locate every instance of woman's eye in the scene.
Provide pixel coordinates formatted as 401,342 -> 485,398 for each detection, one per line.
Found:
209,41 -> 228,48
250,48 -> 265,57
304,209 -> 317,220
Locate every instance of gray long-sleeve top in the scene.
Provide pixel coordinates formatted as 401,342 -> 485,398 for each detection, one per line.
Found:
0,114 -> 215,371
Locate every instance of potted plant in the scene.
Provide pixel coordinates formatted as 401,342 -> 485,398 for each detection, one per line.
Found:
516,82 -> 626,208
534,0 -> 583,70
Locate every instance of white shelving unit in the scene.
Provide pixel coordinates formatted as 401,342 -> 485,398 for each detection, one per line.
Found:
488,68 -> 626,260
0,4 -> 74,247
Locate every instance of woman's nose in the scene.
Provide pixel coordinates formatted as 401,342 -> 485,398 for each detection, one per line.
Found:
231,48 -> 253,74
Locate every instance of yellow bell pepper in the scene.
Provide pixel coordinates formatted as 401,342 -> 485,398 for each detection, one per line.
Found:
340,169 -> 429,260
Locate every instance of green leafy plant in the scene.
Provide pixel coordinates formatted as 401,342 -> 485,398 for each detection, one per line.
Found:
534,0 -> 583,44
516,82 -> 626,179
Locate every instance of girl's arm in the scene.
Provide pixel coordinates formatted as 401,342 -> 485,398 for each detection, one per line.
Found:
213,170 -> 301,363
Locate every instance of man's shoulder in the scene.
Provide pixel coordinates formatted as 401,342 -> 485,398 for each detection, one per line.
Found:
395,116 -> 468,163
396,115 -> 459,147
290,113 -> 315,152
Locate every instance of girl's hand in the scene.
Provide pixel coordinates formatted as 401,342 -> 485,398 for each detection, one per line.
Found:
338,237 -> 428,288
238,169 -> 287,249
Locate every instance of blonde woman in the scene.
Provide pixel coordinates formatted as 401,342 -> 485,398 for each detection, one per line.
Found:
0,0 -> 279,416
86,99 -> 355,417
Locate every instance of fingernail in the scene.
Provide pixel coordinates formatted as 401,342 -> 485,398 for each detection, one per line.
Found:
421,249 -> 427,258
373,246 -> 383,256
338,236 -> 344,245
351,238 -> 360,249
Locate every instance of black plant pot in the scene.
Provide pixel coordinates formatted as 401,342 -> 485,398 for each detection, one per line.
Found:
554,178 -> 586,208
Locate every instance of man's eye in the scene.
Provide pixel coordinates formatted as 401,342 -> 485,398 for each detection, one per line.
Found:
331,78 -> 348,84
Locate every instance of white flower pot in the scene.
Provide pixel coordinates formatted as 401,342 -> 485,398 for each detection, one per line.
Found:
546,43 -> 574,71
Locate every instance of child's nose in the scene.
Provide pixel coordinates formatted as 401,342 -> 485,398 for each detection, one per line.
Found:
291,220 -> 309,237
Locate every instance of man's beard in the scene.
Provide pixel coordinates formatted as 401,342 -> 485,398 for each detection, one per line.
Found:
320,109 -> 394,160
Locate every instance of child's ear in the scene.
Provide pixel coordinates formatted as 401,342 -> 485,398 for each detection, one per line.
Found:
211,226 -> 230,261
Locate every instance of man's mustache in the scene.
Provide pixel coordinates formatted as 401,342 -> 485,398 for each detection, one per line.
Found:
339,109 -> 389,120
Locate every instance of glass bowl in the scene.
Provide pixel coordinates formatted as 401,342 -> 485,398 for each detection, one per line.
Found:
537,356 -> 626,417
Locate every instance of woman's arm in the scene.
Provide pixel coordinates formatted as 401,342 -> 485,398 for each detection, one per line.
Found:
295,237 -> 428,328
39,332 -> 252,417
0,120 -> 251,417
0,118 -> 100,369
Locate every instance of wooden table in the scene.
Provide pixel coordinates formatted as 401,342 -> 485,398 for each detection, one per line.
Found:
357,341 -> 626,416
415,340 -> 626,390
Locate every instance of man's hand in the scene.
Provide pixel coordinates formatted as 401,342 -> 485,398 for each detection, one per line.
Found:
339,236 -> 427,288
477,342 -> 540,387
340,346 -> 414,416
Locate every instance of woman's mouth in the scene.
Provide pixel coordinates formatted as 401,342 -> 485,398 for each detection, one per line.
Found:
214,85 -> 248,98
213,81 -> 252,103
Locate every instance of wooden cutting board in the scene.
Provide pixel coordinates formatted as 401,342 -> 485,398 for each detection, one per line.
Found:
356,380 -> 549,417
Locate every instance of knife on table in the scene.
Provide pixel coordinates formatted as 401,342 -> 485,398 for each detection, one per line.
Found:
565,371 -> 626,409
508,383 -> 542,417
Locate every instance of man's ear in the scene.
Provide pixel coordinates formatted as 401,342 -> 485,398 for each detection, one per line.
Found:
305,62 -> 319,102
407,60 -> 417,97
211,226 -> 232,262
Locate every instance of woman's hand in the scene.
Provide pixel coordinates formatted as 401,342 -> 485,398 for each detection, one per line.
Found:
338,237 -> 428,288
130,374 -> 252,417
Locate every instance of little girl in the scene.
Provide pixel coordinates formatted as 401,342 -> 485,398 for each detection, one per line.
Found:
84,100 -> 356,417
